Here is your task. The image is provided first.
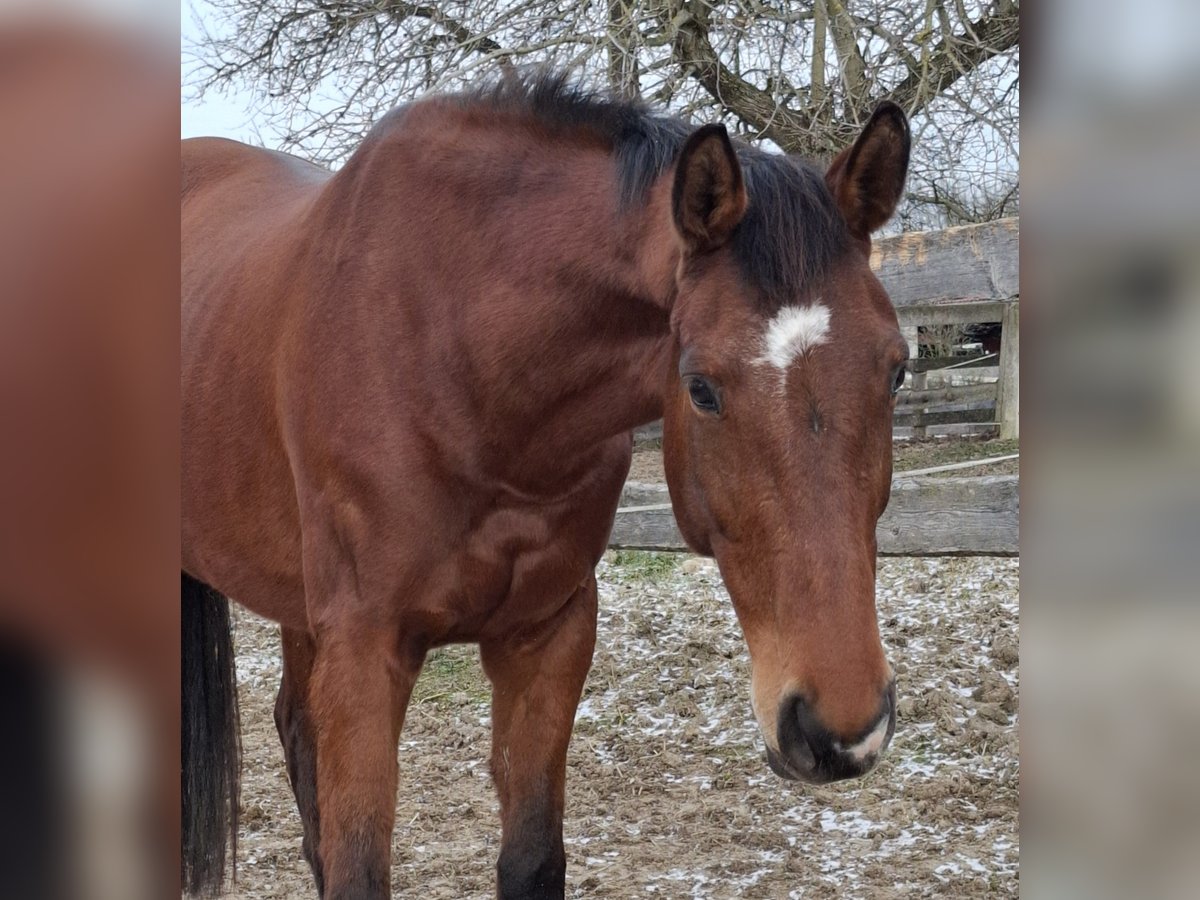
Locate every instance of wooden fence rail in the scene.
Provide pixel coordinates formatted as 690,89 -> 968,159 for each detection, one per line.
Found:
610,475 -> 1019,557
898,383 -> 996,406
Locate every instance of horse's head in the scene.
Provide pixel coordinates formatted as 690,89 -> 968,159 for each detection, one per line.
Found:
661,104 -> 910,784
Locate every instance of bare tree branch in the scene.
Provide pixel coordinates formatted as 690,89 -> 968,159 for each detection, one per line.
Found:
884,1 -> 1019,112
186,0 -> 1019,229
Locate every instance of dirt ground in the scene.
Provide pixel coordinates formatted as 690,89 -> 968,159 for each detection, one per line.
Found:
227,551 -> 1018,899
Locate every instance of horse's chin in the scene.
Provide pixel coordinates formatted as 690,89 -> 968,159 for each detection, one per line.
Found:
763,744 -> 873,785
765,745 -> 802,780
763,744 -> 832,783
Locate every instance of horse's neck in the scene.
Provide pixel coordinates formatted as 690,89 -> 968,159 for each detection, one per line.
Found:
314,130 -> 679,485
456,180 -> 677,477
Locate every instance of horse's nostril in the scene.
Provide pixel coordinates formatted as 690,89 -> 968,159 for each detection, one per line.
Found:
773,688 -> 895,783
779,696 -> 817,770
776,694 -> 828,775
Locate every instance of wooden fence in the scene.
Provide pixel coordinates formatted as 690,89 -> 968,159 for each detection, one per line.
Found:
611,476 -> 1019,556
876,217 -> 1019,440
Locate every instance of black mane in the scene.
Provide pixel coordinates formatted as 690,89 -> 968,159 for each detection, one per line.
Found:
467,72 -> 851,310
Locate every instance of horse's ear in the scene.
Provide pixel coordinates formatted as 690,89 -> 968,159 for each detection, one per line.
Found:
672,124 -> 748,254
825,101 -> 910,240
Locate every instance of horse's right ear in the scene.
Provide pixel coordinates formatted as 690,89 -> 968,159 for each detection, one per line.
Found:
672,124 -> 748,254
825,101 -> 910,242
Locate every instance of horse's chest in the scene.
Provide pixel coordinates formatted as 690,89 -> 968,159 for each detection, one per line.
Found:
435,443 -> 631,641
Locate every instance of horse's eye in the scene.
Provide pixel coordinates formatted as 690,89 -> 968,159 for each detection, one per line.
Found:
687,376 -> 721,414
890,364 -> 907,396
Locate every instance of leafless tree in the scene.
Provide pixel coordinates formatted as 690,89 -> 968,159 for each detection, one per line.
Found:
185,0 -> 1018,229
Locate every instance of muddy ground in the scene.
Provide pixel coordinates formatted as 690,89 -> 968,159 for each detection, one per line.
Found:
228,548 -> 1018,899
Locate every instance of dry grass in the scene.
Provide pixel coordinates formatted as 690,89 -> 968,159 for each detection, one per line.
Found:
892,437 -> 1019,476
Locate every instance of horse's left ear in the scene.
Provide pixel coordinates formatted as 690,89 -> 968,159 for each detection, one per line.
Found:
825,101 -> 910,241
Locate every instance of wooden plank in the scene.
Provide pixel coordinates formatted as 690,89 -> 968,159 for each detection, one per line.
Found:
897,382 -> 996,406
879,474 -> 1018,555
871,218 -> 1019,308
897,299 -> 1010,327
911,354 -> 996,373
619,480 -> 671,508
633,421 -> 662,446
627,413 -> 997,443
608,504 -> 683,552
893,422 -> 998,439
996,300 -> 1020,439
608,475 -> 1018,556
893,402 -> 995,428
897,397 -> 995,415
909,369 -> 928,439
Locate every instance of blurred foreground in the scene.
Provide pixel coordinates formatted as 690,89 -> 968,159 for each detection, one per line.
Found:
1025,1 -> 1200,897
0,1 -> 1196,897
0,5 -> 176,898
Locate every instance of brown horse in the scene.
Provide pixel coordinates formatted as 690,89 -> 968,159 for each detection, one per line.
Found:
182,74 -> 910,899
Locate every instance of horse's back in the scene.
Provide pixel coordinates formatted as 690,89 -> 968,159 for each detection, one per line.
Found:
181,138 -> 327,627
181,136 -> 250,201
182,136 -> 328,202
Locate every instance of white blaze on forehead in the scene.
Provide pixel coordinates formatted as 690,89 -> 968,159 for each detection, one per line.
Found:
757,303 -> 831,369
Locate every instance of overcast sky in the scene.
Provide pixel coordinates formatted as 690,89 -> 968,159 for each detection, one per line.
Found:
181,0 -> 261,143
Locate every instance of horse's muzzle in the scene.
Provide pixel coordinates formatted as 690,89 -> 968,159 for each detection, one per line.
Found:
766,682 -> 897,784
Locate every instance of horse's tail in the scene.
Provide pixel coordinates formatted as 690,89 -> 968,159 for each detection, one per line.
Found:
181,572 -> 241,896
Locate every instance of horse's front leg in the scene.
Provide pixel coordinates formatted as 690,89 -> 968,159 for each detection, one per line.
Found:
307,611 -> 423,900
480,573 -> 598,900
274,627 -> 325,895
